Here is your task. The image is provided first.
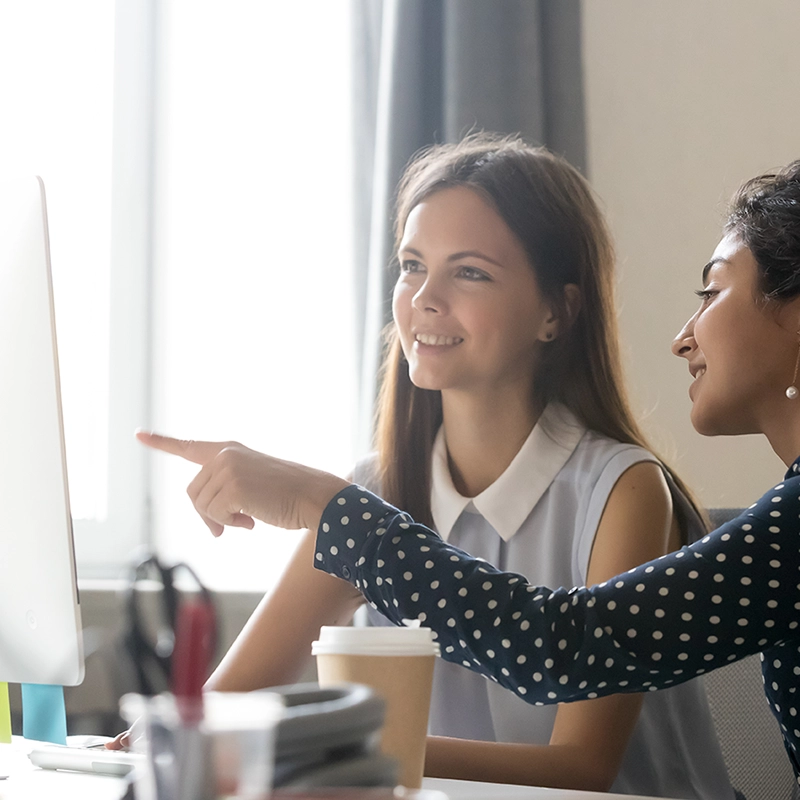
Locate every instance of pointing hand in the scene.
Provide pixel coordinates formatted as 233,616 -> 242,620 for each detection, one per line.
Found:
136,431 -> 348,536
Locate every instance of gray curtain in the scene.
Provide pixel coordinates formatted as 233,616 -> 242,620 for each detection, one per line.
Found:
351,0 -> 586,451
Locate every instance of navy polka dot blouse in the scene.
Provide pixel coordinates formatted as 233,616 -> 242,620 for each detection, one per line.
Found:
314,459 -> 800,780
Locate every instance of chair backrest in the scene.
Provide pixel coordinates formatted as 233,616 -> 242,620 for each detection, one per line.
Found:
703,509 -> 799,800
703,655 -> 797,800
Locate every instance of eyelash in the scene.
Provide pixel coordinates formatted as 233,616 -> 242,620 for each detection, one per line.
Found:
694,289 -> 717,302
458,266 -> 490,281
398,261 -> 491,281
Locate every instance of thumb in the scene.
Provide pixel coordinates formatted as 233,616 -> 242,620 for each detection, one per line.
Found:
135,430 -> 227,465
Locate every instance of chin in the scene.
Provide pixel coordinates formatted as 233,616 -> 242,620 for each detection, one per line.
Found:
691,419 -> 725,437
690,405 -> 753,438
407,372 -> 444,392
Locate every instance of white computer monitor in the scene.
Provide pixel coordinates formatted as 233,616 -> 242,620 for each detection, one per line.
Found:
0,175 -> 84,686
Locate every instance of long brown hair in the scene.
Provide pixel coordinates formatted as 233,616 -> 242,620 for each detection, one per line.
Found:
374,133 -> 703,534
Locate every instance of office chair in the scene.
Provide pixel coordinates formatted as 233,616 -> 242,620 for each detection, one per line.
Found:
702,509 -> 799,800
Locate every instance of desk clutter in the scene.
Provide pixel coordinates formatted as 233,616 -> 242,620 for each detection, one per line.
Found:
7,556 -> 428,797
272,684 -> 396,789
116,556 -> 400,798
117,683 -> 396,799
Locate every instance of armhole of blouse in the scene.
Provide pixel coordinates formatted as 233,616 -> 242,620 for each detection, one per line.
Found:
574,449 -> 661,582
663,469 -> 708,545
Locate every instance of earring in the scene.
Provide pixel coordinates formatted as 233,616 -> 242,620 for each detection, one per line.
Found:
786,336 -> 800,399
545,332 -> 554,341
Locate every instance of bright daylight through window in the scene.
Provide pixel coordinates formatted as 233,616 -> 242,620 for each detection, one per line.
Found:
152,0 -> 355,589
1,1 -> 355,589
0,1 -> 115,524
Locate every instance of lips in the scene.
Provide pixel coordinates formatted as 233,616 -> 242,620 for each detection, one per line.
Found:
688,366 -> 705,401
415,333 -> 464,346
689,363 -> 706,380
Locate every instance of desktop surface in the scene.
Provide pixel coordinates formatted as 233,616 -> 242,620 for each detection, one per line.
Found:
0,738 -> 126,800
1,737 -> 681,800
424,777 -> 680,800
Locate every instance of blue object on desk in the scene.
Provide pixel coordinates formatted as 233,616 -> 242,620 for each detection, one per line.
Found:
21,683 -> 67,745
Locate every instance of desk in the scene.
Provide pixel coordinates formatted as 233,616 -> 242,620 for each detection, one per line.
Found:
0,739 -> 127,799
1,740 -> 673,800
424,777 -> 676,800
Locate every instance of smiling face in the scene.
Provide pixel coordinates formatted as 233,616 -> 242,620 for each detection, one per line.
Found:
392,186 -> 556,401
672,233 -> 800,437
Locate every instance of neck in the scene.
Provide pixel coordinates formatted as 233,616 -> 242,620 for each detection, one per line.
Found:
762,402 -> 800,468
440,389 -> 543,497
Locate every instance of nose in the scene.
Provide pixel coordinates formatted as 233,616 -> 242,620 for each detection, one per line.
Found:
671,311 -> 698,359
412,276 -> 446,314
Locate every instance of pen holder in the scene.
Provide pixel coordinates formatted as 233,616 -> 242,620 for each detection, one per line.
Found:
121,690 -> 284,800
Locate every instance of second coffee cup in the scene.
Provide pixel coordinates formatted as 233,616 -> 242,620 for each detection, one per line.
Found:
312,625 -> 440,789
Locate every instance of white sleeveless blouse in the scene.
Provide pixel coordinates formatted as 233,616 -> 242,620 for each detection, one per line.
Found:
358,403 -> 733,800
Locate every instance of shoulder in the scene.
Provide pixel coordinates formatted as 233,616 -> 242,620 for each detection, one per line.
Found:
743,472 -> 800,525
542,405 -> 658,486
565,429 -> 670,574
555,434 -> 664,540
568,430 -> 659,494
600,460 -> 672,516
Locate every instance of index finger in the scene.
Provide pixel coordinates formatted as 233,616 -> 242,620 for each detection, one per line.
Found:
104,730 -> 130,751
135,430 -> 226,465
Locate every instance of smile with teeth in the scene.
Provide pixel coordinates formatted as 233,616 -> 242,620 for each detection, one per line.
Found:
695,368 -> 706,379
416,333 -> 463,346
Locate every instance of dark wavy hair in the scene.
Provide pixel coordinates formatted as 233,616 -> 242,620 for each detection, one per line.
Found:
726,160 -> 800,300
373,132 -> 704,535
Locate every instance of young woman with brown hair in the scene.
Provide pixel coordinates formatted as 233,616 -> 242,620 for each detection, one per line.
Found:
128,135 -> 733,797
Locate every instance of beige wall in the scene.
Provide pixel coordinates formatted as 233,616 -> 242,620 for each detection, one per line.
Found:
582,0 -> 800,507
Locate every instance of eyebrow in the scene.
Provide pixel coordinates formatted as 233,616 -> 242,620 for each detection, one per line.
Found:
399,247 -> 505,268
701,256 -> 730,285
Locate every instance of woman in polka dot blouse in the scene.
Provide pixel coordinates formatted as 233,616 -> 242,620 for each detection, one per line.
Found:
132,160 -> 800,783
131,137 -> 734,796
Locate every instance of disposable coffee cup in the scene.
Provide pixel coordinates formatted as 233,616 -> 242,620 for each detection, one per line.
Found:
312,625 -> 440,789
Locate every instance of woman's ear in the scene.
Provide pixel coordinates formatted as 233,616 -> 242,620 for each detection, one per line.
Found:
537,284 -> 581,342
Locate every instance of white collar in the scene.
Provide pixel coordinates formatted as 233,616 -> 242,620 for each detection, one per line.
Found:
430,403 -> 586,542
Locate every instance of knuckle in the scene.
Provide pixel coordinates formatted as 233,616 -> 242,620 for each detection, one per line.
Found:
217,446 -> 236,464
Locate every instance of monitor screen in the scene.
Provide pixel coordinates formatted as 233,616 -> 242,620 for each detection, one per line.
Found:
0,175 -> 84,686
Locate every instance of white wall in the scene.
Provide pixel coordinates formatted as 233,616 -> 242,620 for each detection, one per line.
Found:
582,0 -> 800,507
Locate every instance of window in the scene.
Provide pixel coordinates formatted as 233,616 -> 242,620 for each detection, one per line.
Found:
0,0 -> 140,574
151,0 -> 356,589
2,0 -> 356,589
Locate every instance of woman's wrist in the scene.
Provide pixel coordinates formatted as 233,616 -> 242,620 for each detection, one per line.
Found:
301,468 -> 349,532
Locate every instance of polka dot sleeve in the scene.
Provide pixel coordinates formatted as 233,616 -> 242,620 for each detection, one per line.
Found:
314,465 -> 800,776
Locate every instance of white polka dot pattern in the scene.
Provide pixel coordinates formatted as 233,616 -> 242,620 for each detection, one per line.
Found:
315,463 -> 800,781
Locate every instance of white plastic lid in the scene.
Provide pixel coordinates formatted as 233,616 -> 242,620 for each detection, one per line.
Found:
311,625 -> 440,657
